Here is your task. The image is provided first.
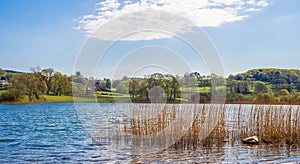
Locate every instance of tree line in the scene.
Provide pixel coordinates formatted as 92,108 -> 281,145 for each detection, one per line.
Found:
112,73 -> 181,103
110,72 -> 224,103
2,67 -> 300,104
0,67 -> 73,102
110,69 -> 300,104
227,68 -> 300,104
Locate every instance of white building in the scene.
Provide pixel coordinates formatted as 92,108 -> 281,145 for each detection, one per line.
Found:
0,80 -> 9,87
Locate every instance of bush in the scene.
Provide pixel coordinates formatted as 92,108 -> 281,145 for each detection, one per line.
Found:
116,83 -> 128,94
0,91 -> 16,101
279,89 -> 290,96
255,92 -> 274,103
273,97 -> 280,102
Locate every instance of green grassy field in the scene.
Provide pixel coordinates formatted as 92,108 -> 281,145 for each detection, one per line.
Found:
44,95 -> 96,102
181,87 -> 211,93
95,91 -> 131,103
0,81 -> 282,104
44,95 -> 129,103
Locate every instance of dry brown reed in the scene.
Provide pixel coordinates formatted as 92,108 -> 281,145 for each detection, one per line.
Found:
100,104 -> 300,150
110,104 -> 226,150
238,105 -> 300,145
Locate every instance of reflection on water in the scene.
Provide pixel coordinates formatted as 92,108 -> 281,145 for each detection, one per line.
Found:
133,144 -> 300,163
0,103 -> 299,163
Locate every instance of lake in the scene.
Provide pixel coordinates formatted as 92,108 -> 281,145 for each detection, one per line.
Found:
0,103 -> 299,163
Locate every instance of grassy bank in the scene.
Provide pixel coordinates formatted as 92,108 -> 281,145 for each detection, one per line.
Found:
2,95 -> 300,105
0,94 -> 131,104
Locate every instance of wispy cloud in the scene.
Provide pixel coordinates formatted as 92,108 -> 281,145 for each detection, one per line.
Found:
75,0 -> 269,40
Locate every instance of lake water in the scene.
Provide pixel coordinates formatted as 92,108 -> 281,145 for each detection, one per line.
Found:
0,103 -> 299,163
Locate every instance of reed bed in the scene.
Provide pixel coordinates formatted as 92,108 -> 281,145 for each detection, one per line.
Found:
237,105 -> 300,145
95,104 -> 300,151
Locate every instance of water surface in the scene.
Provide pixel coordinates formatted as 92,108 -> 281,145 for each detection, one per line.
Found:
0,103 -> 299,163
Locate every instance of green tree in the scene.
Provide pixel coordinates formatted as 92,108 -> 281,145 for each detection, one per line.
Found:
116,83 -> 128,94
41,68 -> 55,95
72,82 -> 85,95
148,73 -> 166,88
9,74 -> 39,101
255,91 -> 274,104
51,72 -> 72,96
129,79 -> 139,99
75,71 -> 81,77
73,75 -> 88,85
272,79 -> 288,90
235,81 -> 250,94
72,74 -> 92,95
137,82 -> 149,102
105,78 -> 112,91
279,89 -> 289,96
167,75 -> 181,101
294,79 -> 300,91
233,93 -> 245,102
112,80 -> 121,88
254,81 -> 267,93
30,66 -> 48,94
0,90 -> 15,101
38,80 -> 48,94
0,68 -> 6,77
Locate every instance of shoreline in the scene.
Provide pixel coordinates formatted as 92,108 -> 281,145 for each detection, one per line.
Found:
0,99 -> 298,105
0,100 -> 74,105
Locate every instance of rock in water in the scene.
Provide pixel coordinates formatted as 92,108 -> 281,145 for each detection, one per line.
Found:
222,139 -> 231,143
242,136 -> 259,145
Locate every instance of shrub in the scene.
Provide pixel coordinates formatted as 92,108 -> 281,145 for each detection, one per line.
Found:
0,91 -> 16,101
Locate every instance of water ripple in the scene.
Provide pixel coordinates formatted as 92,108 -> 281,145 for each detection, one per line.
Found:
0,103 -> 299,163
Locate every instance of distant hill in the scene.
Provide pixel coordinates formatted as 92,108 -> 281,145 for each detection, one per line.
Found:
4,70 -> 24,74
231,68 -> 300,85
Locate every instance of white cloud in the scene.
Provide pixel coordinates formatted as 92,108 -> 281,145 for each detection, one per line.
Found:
75,0 -> 269,40
245,8 -> 260,12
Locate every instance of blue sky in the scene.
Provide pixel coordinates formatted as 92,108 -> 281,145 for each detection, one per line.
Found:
0,0 -> 300,78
